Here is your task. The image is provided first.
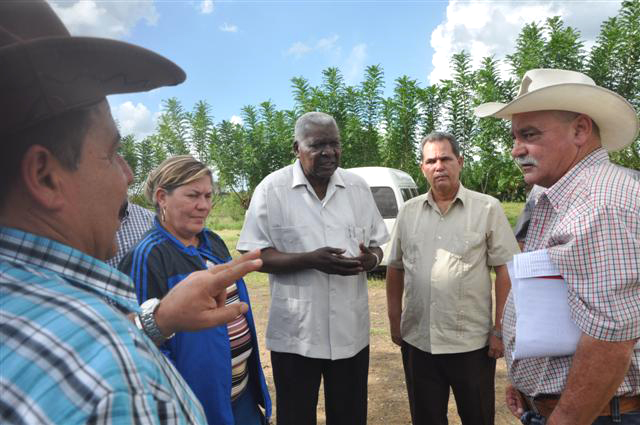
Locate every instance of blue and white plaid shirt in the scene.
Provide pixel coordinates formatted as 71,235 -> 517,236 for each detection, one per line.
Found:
0,226 -> 207,424
106,202 -> 155,268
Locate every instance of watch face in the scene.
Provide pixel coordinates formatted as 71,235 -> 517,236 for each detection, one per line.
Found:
141,298 -> 160,311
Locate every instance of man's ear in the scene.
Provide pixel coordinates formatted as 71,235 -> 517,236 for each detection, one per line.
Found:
572,114 -> 594,147
293,141 -> 300,157
20,145 -> 67,210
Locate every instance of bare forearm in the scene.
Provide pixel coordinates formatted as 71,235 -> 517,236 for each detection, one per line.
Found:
547,334 -> 637,425
386,266 -> 404,321
493,264 -> 510,329
258,247 -> 313,274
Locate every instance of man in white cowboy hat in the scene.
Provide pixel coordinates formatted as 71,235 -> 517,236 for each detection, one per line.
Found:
476,68 -> 640,424
0,2 -> 261,423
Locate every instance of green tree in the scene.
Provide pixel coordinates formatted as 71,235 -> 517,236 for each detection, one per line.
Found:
188,100 -> 214,164
156,98 -> 189,156
544,16 -> 585,71
507,22 -> 546,78
382,76 -> 422,183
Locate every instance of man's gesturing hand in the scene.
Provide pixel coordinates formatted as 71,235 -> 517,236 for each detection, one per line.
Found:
311,246 -> 363,275
154,250 -> 262,337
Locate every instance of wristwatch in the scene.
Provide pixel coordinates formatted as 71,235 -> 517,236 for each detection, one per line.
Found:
136,298 -> 174,345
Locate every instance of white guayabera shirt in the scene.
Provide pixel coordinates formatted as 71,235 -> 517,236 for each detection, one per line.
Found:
237,160 -> 389,360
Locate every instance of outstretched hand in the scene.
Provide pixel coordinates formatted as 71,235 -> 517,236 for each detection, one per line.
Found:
154,250 -> 262,337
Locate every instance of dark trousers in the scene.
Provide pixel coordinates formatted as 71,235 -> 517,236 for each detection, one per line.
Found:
270,346 -> 369,425
401,341 -> 496,425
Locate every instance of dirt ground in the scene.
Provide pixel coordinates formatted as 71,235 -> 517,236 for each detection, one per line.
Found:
243,272 -> 517,425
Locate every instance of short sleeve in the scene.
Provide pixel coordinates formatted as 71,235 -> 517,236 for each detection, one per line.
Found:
486,199 -> 520,267
236,181 -> 274,252
360,186 -> 390,249
386,205 -> 406,270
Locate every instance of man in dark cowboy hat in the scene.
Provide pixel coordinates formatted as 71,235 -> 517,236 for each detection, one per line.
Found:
0,2 -> 261,423
476,69 -> 640,424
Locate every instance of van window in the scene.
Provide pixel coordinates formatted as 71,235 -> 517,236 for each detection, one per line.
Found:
401,188 -> 417,202
370,186 -> 398,218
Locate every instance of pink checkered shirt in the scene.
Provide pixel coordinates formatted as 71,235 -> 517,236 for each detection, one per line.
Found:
504,148 -> 640,396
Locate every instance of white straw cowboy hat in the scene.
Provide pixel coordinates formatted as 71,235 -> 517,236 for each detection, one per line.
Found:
474,69 -> 639,152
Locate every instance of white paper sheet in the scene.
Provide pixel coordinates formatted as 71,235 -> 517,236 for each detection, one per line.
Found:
513,248 -> 560,279
508,251 -> 640,360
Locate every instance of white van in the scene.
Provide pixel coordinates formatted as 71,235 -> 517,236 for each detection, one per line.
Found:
347,166 -> 419,267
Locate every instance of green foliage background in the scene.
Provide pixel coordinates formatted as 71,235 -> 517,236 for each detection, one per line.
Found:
120,1 -> 640,205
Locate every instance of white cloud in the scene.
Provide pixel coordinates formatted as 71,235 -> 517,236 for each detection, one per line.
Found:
316,34 -> 340,51
344,43 -> 368,85
287,41 -> 313,58
428,0 -> 622,85
230,115 -> 243,126
112,101 -> 157,140
286,34 -> 341,58
219,22 -> 238,33
48,0 -> 158,38
200,0 -> 214,14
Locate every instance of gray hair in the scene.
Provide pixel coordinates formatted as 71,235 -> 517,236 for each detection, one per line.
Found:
551,110 -> 601,139
420,131 -> 460,160
294,112 -> 339,142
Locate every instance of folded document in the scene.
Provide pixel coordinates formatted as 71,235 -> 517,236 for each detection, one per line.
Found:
508,249 -> 639,360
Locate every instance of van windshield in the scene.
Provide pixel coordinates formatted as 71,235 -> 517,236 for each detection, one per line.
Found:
370,186 -> 398,218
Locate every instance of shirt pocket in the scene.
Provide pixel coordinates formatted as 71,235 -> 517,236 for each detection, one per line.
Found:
267,296 -> 317,342
448,231 -> 485,264
270,225 -> 311,253
344,225 -> 370,257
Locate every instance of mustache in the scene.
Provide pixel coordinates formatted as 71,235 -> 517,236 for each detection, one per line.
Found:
514,156 -> 539,167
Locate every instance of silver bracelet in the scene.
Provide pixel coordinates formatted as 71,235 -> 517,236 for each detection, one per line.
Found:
368,251 -> 381,271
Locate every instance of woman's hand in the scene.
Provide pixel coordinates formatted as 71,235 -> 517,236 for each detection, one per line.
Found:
154,250 -> 262,336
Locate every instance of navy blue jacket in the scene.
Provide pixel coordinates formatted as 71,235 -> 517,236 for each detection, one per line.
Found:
119,219 -> 271,425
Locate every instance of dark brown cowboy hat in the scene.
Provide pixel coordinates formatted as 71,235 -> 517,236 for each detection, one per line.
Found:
0,0 -> 186,136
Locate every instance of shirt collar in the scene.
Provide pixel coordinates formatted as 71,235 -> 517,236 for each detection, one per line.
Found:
0,226 -> 139,313
424,182 -> 466,212
153,217 -> 210,257
291,159 -> 345,190
542,148 -> 609,211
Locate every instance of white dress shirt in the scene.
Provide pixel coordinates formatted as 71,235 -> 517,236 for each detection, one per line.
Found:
237,160 -> 389,360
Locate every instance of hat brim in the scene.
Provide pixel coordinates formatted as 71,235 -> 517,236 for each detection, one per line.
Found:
474,83 -> 639,152
1,36 -> 186,135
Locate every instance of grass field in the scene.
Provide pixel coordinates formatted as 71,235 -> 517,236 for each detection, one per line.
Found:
208,200 -> 525,424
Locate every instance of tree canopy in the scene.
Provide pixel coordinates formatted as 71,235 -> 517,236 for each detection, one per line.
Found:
120,0 -> 640,204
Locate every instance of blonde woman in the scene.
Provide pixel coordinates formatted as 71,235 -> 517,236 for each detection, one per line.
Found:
119,155 -> 271,425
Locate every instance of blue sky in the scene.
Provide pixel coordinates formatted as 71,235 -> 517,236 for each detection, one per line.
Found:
49,0 -> 621,140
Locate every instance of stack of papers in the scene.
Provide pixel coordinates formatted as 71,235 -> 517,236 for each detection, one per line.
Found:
508,249 -> 639,360
508,249 -> 581,359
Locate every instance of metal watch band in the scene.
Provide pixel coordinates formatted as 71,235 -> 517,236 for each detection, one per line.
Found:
138,298 -> 172,345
